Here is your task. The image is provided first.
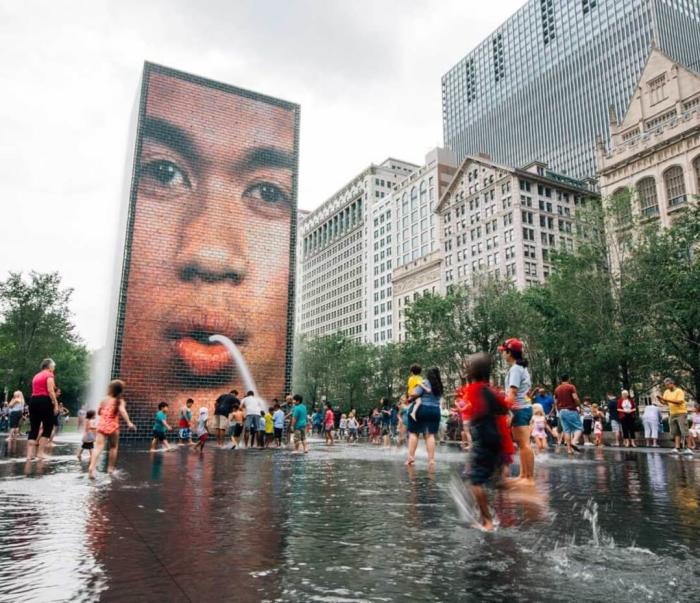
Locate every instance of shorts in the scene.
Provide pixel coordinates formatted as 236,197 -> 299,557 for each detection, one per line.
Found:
274,427 -> 283,439
381,424 -> 391,436
179,427 -> 191,440
230,423 -> 243,438
293,429 -> 306,443
152,430 -> 166,442
324,423 -> 334,433
245,415 -> 258,430
559,409 -> 583,434
198,432 -> 209,443
9,410 -> 22,429
469,444 -> 502,486
81,441 -> 94,450
407,405 -> 440,435
582,418 -> 593,436
511,406 -> 533,428
546,416 -> 558,430
669,413 -> 688,438
213,415 -> 229,431
610,419 -> 621,433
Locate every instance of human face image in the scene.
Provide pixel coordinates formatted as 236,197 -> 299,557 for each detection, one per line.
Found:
115,64 -> 298,417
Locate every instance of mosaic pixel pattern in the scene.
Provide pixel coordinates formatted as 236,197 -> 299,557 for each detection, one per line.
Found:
112,63 -> 299,438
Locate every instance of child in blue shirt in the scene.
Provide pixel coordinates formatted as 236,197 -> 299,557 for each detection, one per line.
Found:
150,402 -> 172,452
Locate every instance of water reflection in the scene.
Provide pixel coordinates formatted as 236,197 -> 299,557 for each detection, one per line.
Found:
0,439 -> 699,601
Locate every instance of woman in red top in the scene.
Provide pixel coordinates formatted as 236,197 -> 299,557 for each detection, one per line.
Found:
27,358 -> 59,460
324,401 -> 335,446
617,390 -> 637,448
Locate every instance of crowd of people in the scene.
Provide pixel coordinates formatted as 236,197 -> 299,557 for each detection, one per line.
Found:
4,350 -> 700,527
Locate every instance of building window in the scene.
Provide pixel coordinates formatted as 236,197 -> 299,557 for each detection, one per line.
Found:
694,156 -> 700,192
664,166 -> 687,208
648,74 -> 667,106
492,33 -> 505,82
611,187 -> 632,225
582,0 -> 597,15
465,59 -> 476,103
541,0 -> 555,45
637,178 -> 659,217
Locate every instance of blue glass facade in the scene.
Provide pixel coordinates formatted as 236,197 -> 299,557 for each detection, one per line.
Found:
442,0 -> 700,180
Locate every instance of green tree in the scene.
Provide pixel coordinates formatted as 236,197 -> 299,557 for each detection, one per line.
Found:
0,271 -> 88,412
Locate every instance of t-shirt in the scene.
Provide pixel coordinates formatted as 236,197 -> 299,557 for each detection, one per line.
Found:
153,410 -> 167,433
325,409 -> 334,427
197,416 -> 208,436
415,381 -> 440,408
664,387 -> 686,415
506,364 -> 532,410
292,404 -> 308,429
215,394 -> 237,417
31,369 -> 53,397
554,383 -> 578,411
534,393 -> 554,415
691,412 -> 700,428
643,405 -> 661,422
381,404 -> 392,425
264,413 -> 274,434
339,418 -> 348,428
408,374 -> 423,395
607,397 -> 619,421
348,418 -> 358,429
273,409 -> 285,429
243,395 -> 262,416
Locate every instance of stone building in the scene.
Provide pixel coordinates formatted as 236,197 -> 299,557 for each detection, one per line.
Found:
597,45 -> 700,268
436,154 -> 598,291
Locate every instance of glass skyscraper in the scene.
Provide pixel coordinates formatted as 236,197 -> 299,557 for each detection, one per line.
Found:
442,0 -> 700,180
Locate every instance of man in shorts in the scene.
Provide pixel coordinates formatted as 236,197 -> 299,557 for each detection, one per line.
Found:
554,374 -> 582,455
658,378 -> 692,455
213,390 -> 237,448
290,394 -> 309,454
242,391 -> 261,447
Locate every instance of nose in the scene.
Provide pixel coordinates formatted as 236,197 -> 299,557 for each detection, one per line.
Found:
175,177 -> 248,284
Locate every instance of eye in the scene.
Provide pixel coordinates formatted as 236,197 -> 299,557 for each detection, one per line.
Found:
243,182 -> 290,205
139,160 -> 191,191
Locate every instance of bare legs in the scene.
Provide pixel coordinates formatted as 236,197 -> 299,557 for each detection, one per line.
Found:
472,484 -> 494,531
512,425 -> 535,483
88,432 -> 106,479
405,432 -> 436,466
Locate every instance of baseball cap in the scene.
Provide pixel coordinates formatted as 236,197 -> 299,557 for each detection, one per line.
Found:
498,338 -> 524,353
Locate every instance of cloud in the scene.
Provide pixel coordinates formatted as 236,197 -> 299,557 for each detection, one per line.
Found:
0,0 -> 524,348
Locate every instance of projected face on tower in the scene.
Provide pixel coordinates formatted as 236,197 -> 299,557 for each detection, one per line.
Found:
115,64 -> 298,417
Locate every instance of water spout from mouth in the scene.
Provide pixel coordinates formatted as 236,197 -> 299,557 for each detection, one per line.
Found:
209,334 -> 261,401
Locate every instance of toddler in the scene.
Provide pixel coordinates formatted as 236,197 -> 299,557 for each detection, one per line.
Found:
178,398 -> 194,445
529,403 -> 548,452
77,409 -> 97,461
593,415 -> 604,446
688,402 -> 700,449
407,364 -> 423,422
339,414 -> 347,439
347,415 -> 358,442
150,402 -> 172,452
194,407 -> 209,453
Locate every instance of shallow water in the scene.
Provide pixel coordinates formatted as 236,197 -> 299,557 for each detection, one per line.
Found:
1,437 -> 699,602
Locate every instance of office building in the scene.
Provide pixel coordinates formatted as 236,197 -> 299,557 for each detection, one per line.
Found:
298,159 -> 416,342
436,154 -> 599,291
598,46 -> 700,269
442,0 -> 700,181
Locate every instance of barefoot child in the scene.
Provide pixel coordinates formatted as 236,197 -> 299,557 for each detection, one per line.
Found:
529,403 -> 549,453
150,402 -> 172,452
88,380 -> 136,478
178,399 -> 194,445
463,352 -> 510,530
408,364 -> 423,422
194,407 -> 209,453
593,413 -> 604,446
78,410 -> 97,461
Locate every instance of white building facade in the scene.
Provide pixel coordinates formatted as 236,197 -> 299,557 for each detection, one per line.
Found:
298,159 -> 416,342
436,155 -> 598,291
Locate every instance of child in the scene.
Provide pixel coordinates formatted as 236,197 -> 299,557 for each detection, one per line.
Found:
687,402 -> 700,450
78,409 -> 97,461
339,413 -> 347,440
463,352 -> 511,531
178,399 -> 194,445
408,364 -> 423,422
150,402 -> 172,452
88,380 -> 136,479
347,414 -> 359,443
529,403 -> 549,452
258,411 -> 267,448
194,407 -> 209,453
593,414 -> 604,447
264,409 -> 274,448
581,397 -> 594,446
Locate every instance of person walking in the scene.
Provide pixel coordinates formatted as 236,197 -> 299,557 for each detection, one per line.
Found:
498,339 -> 534,484
7,391 -> 25,444
642,400 -> 662,447
27,358 -> 60,460
323,401 -> 335,446
605,392 -> 622,447
617,390 -> 637,448
88,380 -> 136,478
290,394 -> 309,454
657,378 -> 692,455
405,367 -> 444,467
554,373 -> 583,455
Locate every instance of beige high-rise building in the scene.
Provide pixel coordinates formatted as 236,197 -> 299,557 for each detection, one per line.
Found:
597,46 -> 700,263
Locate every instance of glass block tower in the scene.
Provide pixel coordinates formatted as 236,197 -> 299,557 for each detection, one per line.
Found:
442,0 -> 700,180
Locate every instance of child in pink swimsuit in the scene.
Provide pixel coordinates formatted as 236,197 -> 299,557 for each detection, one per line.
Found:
88,380 -> 136,479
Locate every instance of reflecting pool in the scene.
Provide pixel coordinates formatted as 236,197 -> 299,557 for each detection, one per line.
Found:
1,437 -> 699,602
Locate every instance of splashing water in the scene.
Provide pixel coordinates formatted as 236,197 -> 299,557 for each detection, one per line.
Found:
209,334 -> 264,406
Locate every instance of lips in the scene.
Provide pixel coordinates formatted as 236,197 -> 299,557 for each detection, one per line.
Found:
166,311 -> 248,377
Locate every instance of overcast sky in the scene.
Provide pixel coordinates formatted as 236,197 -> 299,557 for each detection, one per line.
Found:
0,0 -> 524,349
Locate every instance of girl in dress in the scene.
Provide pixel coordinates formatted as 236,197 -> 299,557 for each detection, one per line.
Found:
529,403 -> 549,452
